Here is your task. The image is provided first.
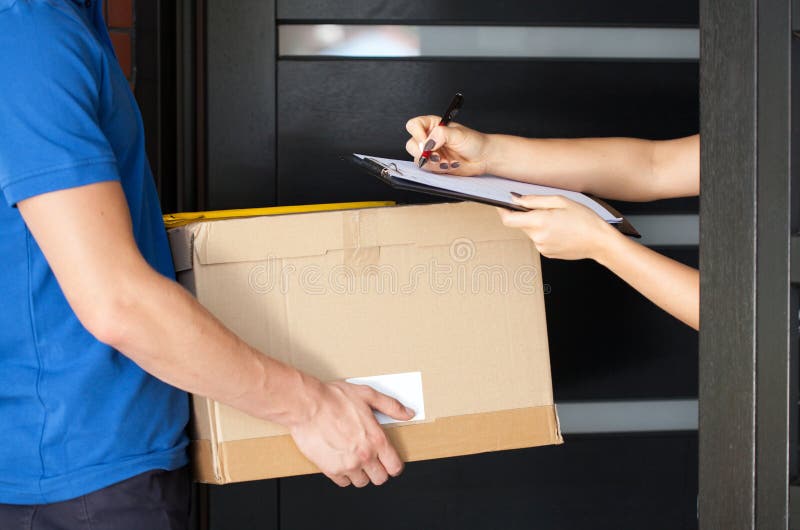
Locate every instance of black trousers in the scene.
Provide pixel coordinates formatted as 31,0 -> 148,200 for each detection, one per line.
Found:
0,467 -> 191,530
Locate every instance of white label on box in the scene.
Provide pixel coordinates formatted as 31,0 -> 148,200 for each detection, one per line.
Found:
346,371 -> 426,425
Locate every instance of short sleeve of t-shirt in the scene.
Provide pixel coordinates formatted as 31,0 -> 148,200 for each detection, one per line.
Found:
0,2 -> 119,206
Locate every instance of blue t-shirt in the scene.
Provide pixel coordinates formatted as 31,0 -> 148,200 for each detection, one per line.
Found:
0,0 -> 189,504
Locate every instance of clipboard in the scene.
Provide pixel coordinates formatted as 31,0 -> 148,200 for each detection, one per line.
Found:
347,154 -> 640,238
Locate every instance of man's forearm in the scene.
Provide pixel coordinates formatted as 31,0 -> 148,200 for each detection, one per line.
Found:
18,180 -> 415,487
485,135 -> 698,201
594,228 -> 699,330
101,267 -> 317,426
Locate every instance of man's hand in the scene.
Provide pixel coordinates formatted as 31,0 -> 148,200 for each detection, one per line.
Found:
497,194 -> 616,261
289,379 -> 415,487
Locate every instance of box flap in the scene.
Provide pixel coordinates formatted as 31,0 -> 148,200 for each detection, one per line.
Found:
192,202 -> 528,266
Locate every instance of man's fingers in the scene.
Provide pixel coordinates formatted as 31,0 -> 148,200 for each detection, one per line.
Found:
366,388 -> 415,421
510,193 -> 570,210
377,443 -> 405,478
326,473 -> 352,488
347,469 -> 371,488
362,461 -> 390,486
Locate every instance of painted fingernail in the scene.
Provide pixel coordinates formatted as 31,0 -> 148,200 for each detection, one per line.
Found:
423,139 -> 436,151
451,161 -> 460,168
439,163 -> 449,170
430,154 -> 440,162
510,192 -> 523,198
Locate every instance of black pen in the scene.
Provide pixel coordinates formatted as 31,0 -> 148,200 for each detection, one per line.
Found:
418,93 -> 464,168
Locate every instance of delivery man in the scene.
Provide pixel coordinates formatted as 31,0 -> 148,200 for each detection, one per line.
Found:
405,116 -> 700,330
0,1 -> 413,528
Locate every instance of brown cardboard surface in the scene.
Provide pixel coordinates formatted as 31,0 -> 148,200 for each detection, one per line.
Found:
168,201 -> 562,484
192,405 -> 561,484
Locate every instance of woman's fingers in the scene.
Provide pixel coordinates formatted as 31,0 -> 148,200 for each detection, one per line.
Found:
406,115 -> 479,174
406,116 -> 465,155
405,142 -> 462,173
497,208 -> 549,229
510,193 -> 571,210
498,194 -> 577,229
406,142 -> 461,173
405,115 -> 442,143
406,137 -> 420,159
425,152 -> 450,172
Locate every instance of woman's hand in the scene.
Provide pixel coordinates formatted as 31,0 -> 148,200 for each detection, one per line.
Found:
497,194 -> 618,261
499,193 -> 700,329
405,115 -> 492,175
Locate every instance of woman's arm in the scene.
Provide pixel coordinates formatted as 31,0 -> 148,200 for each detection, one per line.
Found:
486,134 -> 699,201
594,226 -> 699,330
404,116 -> 700,327
405,116 -> 699,202
498,194 -> 699,330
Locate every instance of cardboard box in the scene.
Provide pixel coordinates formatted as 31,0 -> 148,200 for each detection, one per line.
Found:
167,201 -> 562,484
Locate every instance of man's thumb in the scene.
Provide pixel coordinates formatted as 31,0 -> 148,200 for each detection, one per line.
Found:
371,391 -> 415,420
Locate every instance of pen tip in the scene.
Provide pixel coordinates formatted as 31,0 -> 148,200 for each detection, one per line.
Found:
418,158 -> 427,168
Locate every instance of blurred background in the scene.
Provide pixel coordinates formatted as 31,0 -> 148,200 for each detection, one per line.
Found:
117,1 -> 700,528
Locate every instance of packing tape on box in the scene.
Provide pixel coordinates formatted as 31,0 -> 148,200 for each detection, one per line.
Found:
342,210 -> 381,269
162,201 -> 395,229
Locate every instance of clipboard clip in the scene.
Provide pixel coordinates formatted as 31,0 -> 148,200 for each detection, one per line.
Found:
366,157 -> 403,178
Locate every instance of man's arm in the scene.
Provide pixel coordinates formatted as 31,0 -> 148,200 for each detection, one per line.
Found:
18,181 -> 414,488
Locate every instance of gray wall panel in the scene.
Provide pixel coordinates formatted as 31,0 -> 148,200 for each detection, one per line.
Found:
206,0 -> 277,210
